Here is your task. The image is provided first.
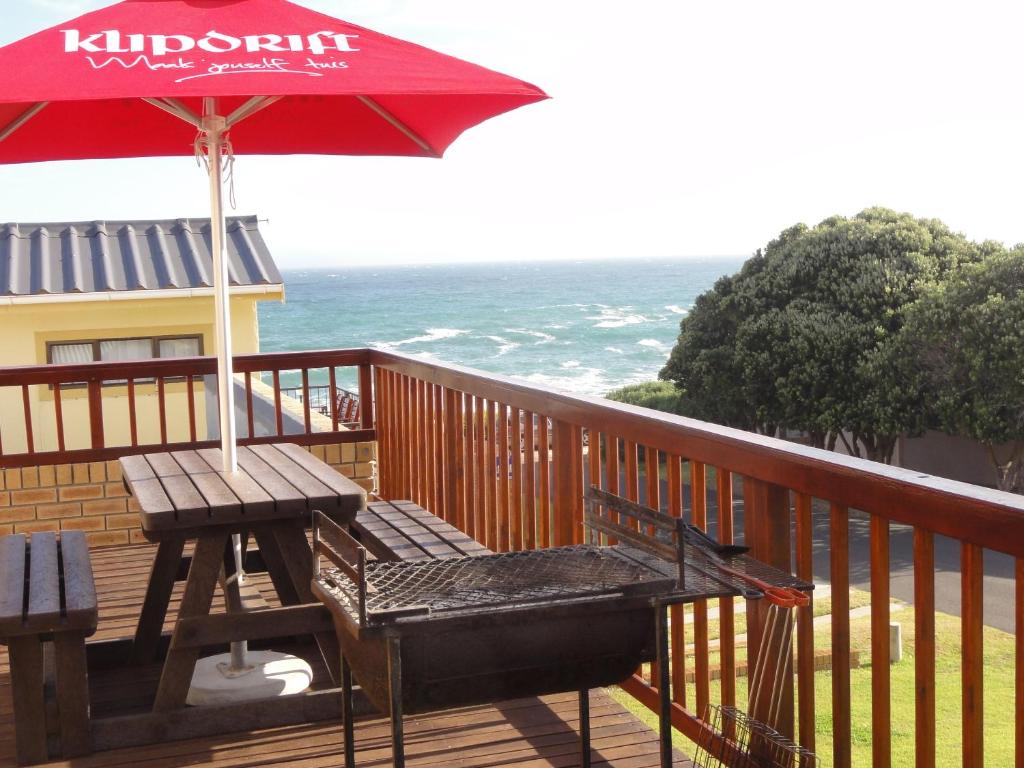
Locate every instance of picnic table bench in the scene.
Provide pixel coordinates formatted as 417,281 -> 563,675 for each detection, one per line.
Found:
350,499 -> 492,561
0,531 -> 97,765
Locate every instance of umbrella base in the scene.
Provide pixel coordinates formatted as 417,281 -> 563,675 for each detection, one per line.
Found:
186,650 -> 313,706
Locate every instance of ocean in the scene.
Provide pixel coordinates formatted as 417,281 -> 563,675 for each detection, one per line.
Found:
258,257 -> 745,396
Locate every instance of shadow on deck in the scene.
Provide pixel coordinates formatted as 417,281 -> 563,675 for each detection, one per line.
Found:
0,543 -> 691,768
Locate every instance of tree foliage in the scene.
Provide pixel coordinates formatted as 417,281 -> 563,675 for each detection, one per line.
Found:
897,245 -> 1024,490
660,208 -> 980,462
606,380 -> 684,414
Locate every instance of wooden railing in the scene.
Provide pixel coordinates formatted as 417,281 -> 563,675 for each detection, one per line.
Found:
4,346 -> 1024,765
370,348 -> 1024,768
0,349 -> 374,468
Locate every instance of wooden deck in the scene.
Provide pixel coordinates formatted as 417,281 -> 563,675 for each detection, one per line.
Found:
0,542 -> 691,768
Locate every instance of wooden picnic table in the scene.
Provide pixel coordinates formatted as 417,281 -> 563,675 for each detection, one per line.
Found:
118,443 -> 365,733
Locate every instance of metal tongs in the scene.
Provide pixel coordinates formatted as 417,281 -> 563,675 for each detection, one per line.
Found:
680,522 -> 809,608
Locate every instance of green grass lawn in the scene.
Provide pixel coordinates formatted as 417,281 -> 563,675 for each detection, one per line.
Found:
610,591 -> 1016,767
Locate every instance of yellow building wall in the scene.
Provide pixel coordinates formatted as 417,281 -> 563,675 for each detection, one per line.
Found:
0,293 -> 277,454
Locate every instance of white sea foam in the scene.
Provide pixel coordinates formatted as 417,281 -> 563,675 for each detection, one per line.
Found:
484,335 -> 519,356
518,367 -> 609,397
561,360 -> 581,369
505,328 -> 555,344
604,347 -> 625,354
373,328 -> 466,350
586,307 -> 652,329
665,304 -> 688,315
638,338 -> 668,349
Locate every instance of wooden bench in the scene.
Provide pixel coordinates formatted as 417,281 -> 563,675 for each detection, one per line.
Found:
0,531 -> 98,765
350,500 -> 491,562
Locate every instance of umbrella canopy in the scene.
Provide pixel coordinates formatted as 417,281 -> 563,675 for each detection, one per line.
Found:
0,0 -> 547,162
0,0 -> 548,473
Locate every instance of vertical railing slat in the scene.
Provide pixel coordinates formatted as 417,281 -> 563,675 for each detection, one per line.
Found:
551,420 -> 578,547
914,528 -> 935,768
1016,558 -> 1024,768
21,384 -> 33,454
496,403 -> 510,551
472,395 -> 485,542
53,382 -> 66,453
87,378 -> 104,450
523,411 -> 536,550
871,515 -> 891,768
717,467 -> 736,711
359,363 -> 374,431
328,367 -> 339,432
157,377 -> 167,446
245,372 -> 255,440
509,406 -> 523,550
301,369 -> 312,435
443,387 -> 459,523
691,461 -> 710,718
831,503 -> 852,768
127,378 -> 138,448
794,492 -> 815,754
962,543 -> 984,767
272,370 -> 283,437
484,400 -> 497,551
667,454 -> 686,708
186,374 -> 197,442
537,416 -> 550,548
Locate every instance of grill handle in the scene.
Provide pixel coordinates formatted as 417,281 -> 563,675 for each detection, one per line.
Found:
584,487 -> 687,588
313,511 -> 368,627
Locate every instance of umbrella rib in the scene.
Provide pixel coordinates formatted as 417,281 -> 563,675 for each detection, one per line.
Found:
0,103 -> 48,145
356,95 -> 440,158
142,97 -> 201,128
226,96 -> 284,129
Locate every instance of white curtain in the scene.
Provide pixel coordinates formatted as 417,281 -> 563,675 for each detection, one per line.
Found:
50,342 -> 94,364
158,337 -> 201,358
100,338 -> 152,362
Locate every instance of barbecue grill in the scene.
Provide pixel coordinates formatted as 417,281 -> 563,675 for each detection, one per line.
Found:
312,488 -> 813,768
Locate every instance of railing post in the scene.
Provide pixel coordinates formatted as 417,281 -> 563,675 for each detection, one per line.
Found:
743,476 -> 794,739
87,378 -> 104,450
552,420 -> 581,546
359,364 -> 374,431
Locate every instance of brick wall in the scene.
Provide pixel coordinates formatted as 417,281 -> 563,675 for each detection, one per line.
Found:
0,440 -> 376,547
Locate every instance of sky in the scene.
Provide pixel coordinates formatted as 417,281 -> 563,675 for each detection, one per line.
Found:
2,1 -> 1024,267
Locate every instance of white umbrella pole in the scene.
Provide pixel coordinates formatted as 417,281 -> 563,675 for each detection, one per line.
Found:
204,100 -> 246,670
204,103 -> 238,475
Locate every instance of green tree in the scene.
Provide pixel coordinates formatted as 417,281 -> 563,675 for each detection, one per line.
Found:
899,246 -> 1024,490
606,380 -> 683,414
661,208 -> 979,462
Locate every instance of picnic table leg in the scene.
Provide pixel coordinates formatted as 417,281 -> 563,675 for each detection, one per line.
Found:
54,632 -> 92,757
153,533 -> 228,712
251,527 -> 301,606
133,536 -> 186,664
8,636 -> 48,764
271,524 -> 341,683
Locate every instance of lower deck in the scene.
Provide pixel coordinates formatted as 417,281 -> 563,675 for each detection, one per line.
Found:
0,542 -> 691,767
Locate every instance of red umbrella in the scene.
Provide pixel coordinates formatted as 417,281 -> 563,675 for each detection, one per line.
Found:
0,0 -> 547,472
0,0 -> 546,700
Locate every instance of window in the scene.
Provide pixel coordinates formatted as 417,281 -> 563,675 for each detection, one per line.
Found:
47,335 -> 203,385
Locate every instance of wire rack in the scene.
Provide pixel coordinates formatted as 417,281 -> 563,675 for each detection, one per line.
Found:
692,705 -> 817,768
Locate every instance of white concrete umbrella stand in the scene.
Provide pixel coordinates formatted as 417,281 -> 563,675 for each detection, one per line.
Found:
146,96 -> 313,705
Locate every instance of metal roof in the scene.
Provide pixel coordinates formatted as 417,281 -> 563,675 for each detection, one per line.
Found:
0,215 -> 282,297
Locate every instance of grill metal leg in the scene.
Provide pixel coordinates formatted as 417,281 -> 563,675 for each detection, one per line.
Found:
656,604 -> 673,768
341,653 -> 355,768
579,688 -> 591,768
386,633 -> 405,768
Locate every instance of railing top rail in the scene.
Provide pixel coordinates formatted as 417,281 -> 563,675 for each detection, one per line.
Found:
370,348 -> 1024,558
0,348 -> 371,386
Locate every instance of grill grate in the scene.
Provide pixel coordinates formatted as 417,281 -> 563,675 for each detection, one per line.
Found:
319,545 -> 684,621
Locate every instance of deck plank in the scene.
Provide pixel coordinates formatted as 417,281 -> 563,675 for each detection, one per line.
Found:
0,540 -> 691,768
